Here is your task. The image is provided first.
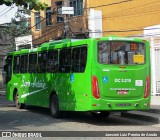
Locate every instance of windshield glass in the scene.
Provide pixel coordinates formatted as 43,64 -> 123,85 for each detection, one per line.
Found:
98,41 -> 145,65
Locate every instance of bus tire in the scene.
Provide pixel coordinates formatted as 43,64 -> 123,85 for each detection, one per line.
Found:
14,91 -> 25,109
91,111 -> 110,118
50,94 -> 61,118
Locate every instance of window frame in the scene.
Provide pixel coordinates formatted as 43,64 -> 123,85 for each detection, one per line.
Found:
20,54 -> 28,73
98,41 -> 146,65
46,7 -> 52,26
35,12 -> 41,30
38,51 -> 48,73
72,46 -> 87,73
70,0 -> 83,16
59,48 -> 72,73
28,53 -> 37,73
47,50 -> 59,73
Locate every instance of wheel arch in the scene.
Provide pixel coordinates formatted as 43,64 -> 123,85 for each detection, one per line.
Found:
49,91 -> 58,104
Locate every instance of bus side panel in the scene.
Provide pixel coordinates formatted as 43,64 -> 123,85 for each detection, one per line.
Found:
16,73 -> 39,106
58,40 -> 93,111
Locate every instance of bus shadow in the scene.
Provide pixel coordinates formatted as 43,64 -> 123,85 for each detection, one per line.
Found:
0,105 -> 158,131
62,111 -> 159,126
26,106 -> 159,126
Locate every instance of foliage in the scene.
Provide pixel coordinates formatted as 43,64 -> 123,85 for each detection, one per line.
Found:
0,10 -> 31,51
6,11 -> 31,37
0,0 -> 48,11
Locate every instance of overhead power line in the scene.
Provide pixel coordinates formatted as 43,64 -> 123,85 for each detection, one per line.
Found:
1,0 -> 155,46
88,27 -> 160,33
89,0 -> 133,9
102,0 -> 160,17
70,1 -> 160,24
2,9 -> 58,43
0,6 -> 15,17
2,0 -> 133,43
2,11 -> 47,43
0,7 -> 10,14
23,23 -> 64,46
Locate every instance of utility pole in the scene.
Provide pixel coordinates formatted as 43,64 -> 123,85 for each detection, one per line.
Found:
63,0 -> 70,38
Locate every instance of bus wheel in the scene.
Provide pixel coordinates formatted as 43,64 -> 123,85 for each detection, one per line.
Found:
14,91 -> 25,109
91,111 -> 110,118
50,94 -> 61,118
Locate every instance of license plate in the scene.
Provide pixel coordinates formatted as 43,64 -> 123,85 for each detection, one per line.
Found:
116,103 -> 131,107
118,90 -> 128,95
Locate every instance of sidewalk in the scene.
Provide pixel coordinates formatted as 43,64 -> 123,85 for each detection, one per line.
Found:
150,95 -> 160,113
151,95 -> 160,105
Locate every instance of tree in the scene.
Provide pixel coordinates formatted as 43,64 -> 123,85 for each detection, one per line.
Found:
1,10 -> 32,51
0,0 -> 48,11
9,13 -> 31,37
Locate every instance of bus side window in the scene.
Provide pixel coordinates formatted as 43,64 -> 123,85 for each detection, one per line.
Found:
80,47 -> 87,72
13,56 -> 20,74
29,53 -> 37,73
72,46 -> 87,73
47,50 -> 58,73
98,42 -> 109,64
59,49 -> 71,73
20,55 -> 28,73
72,48 -> 80,72
38,52 -> 48,73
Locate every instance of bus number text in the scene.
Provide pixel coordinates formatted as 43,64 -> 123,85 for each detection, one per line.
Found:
115,79 -> 131,83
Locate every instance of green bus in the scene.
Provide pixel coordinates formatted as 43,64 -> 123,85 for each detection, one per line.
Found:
4,36 -> 151,118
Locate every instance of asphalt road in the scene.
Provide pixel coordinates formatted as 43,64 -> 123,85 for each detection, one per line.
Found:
0,91 -> 160,139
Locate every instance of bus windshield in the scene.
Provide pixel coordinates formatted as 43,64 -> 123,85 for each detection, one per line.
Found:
98,41 -> 145,65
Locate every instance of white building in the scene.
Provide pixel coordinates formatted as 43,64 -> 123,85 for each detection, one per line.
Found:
143,25 -> 160,95
0,4 -> 18,24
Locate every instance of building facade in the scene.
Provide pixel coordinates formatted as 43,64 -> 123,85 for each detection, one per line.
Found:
31,0 -> 160,43
31,0 -> 88,45
88,0 -> 160,37
31,0 -> 160,95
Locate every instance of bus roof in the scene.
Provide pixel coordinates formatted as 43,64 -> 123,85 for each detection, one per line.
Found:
6,36 -> 149,55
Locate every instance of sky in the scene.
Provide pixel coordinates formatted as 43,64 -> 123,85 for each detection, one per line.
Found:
0,4 -> 18,24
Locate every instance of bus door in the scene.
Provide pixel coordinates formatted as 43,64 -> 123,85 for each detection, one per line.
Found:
97,41 -> 149,100
4,56 -> 12,84
4,55 -> 13,97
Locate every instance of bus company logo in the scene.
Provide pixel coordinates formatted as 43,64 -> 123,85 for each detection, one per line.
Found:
21,76 -> 46,88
